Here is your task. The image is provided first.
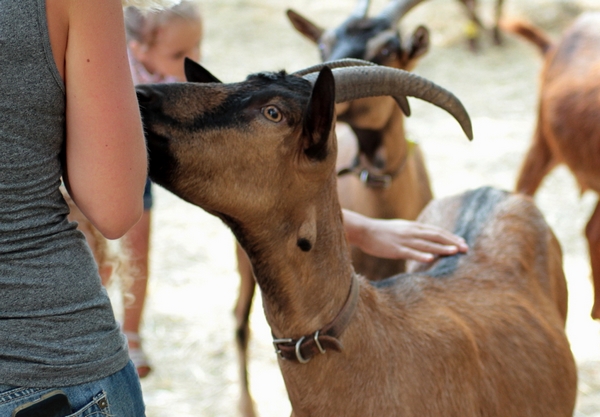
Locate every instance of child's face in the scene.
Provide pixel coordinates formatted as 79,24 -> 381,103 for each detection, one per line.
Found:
137,17 -> 202,82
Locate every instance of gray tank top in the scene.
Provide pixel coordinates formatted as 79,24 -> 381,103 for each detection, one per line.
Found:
0,0 -> 129,386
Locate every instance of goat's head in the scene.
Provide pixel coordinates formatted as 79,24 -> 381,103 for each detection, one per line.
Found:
137,59 -> 472,240
287,0 -> 429,133
287,0 -> 428,71
137,65 -> 335,231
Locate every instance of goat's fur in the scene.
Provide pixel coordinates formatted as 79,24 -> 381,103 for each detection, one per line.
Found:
137,61 -> 577,416
503,12 -> 600,319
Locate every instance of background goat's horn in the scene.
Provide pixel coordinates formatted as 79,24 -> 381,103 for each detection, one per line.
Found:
303,66 -> 473,140
351,0 -> 371,18
293,59 -> 411,117
293,58 -> 376,77
377,0 -> 426,26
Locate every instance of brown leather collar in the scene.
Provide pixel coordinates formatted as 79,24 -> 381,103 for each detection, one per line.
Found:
337,140 -> 416,189
272,274 -> 360,364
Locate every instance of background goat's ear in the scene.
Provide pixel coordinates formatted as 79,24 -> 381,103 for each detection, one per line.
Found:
303,67 -> 335,161
286,9 -> 324,44
406,25 -> 430,60
184,58 -> 222,83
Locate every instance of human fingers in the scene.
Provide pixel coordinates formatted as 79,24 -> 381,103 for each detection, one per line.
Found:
401,238 -> 465,256
408,224 -> 468,252
393,246 -> 436,263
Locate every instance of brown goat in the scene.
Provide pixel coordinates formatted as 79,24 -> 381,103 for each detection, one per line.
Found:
230,5 -> 435,412
238,1 -> 435,405
503,12 -> 600,319
137,59 -> 577,416
231,2 -> 502,410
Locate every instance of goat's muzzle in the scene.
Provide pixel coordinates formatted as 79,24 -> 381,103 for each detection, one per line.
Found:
135,85 -> 180,192
136,85 -> 163,112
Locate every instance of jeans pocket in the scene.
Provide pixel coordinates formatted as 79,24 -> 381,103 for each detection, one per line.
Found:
68,391 -> 110,417
0,387 -> 44,406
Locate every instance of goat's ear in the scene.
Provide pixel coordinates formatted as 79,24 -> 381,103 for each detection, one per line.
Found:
303,67 -> 335,161
184,57 -> 222,83
287,9 -> 324,44
406,25 -> 430,60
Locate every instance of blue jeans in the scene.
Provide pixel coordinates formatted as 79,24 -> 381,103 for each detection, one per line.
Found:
0,361 -> 145,416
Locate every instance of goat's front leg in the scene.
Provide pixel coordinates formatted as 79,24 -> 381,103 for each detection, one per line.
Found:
234,242 -> 258,417
515,121 -> 557,195
586,201 -> 600,319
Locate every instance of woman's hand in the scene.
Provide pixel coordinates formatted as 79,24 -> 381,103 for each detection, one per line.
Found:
342,209 -> 468,263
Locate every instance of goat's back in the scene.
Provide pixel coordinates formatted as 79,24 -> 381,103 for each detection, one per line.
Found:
407,186 -> 568,322
362,187 -> 576,415
540,12 -> 600,192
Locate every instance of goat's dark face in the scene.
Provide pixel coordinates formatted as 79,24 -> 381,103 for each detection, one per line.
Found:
137,63 -> 336,226
323,18 -> 400,64
287,9 -> 429,130
287,10 -> 430,71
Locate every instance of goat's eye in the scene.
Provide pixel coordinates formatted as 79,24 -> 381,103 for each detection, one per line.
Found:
262,105 -> 283,122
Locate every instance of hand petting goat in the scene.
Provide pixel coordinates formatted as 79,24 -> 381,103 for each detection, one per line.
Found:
343,209 -> 468,263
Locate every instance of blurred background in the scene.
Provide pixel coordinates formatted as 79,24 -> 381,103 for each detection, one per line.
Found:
110,0 -> 600,415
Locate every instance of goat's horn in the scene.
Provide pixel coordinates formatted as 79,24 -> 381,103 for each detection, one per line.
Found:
377,0 -> 426,26
293,59 -> 411,117
303,66 -> 473,140
351,0 -> 371,18
292,58 -> 376,77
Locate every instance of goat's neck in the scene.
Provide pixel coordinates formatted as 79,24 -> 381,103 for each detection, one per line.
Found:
240,176 -> 355,340
352,104 -> 408,172
383,105 -> 409,169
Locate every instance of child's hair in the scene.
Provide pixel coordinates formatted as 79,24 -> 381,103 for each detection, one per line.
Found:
124,1 -> 202,45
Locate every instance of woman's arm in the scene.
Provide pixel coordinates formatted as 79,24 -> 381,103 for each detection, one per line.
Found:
342,209 -> 468,263
58,0 -> 148,239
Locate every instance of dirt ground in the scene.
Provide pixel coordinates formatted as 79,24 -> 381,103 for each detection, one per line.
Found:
109,0 -> 600,415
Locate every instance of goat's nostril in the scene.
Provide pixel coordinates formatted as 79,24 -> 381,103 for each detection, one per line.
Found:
135,86 -> 159,108
136,88 -> 150,104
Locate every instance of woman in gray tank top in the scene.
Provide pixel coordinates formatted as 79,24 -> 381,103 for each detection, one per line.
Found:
0,0 -> 166,415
